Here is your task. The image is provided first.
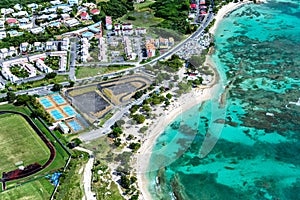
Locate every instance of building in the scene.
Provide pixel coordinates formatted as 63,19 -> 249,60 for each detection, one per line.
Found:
61,14 -> 70,20
65,18 -> 80,27
114,24 -> 121,35
34,42 -> 44,51
82,31 -> 94,39
6,18 -> 17,25
91,9 -> 100,15
123,36 -> 136,60
58,122 -> 70,134
0,20 -> 5,28
31,27 -> 44,34
45,41 -> 57,51
28,53 -> 47,62
135,28 -> 146,35
105,16 -> 112,30
20,42 -> 30,53
1,68 -> 19,82
8,47 -> 17,57
81,38 -> 90,62
0,48 -> 8,60
28,3 -> 38,10
145,42 -> 156,58
59,56 -> 67,72
68,0 -> 79,5
14,4 -> 22,11
35,59 -> 53,73
61,38 -> 70,51
80,12 -> 89,20
0,31 -> 6,39
22,63 -> 37,77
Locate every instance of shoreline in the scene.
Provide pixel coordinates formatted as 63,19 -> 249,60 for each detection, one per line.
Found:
136,83 -> 219,200
209,0 -> 253,35
136,1 -> 253,200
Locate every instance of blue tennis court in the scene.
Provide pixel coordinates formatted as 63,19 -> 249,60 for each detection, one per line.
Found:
50,109 -> 64,121
62,106 -> 77,117
67,120 -> 83,132
39,98 -> 53,109
51,94 -> 66,105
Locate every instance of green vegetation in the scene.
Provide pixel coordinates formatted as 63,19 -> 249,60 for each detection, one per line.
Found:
53,150 -> 88,200
150,0 -> 193,34
10,66 -> 29,78
75,65 -> 133,79
44,56 -> 60,70
132,114 -> 146,124
0,178 -> 54,200
119,11 -> 164,28
99,0 -> 134,19
0,104 -> 69,190
0,113 -> 50,175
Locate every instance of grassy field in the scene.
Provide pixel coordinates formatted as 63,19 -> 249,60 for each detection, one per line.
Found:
0,114 -> 50,175
0,104 -> 70,190
0,178 -> 54,200
75,66 -> 133,79
119,10 -> 164,28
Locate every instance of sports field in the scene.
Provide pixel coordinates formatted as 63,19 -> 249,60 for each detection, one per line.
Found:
0,114 -> 50,175
0,178 -> 54,200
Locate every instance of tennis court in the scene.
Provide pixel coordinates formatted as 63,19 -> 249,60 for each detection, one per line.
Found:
62,106 -> 77,117
50,109 -> 64,121
51,94 -> 66,105
39,98 -> 53,109
66,120 -> 83,132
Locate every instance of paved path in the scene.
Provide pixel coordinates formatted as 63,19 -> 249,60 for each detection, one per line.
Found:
74,147 -> 97,200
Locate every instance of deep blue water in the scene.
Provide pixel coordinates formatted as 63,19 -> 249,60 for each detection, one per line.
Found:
146,0 -> 300,199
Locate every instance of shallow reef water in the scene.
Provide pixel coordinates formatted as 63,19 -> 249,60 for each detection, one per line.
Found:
147,0 -> 300,199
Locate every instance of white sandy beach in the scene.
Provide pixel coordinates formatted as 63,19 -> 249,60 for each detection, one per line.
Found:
136,1 -> 254,199
209,0 -> 252,34
136,85 -> 218,200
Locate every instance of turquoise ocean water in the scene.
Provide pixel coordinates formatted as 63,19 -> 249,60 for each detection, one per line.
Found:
146,0 -> 300,199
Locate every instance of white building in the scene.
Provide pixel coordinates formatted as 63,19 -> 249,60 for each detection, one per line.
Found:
8,47 -> 17,57
59,56 -> 67,72
0,48 -> 8,59
28,53 -> 46,62
45,41 -> 57,51
135,28 -> 146,35
34,42 -> 44,51
0,31 -> 6,39
20,42 -> 29,53
68,0 -> 79,5
81,38 -> 90,62
58,122 -> 70,134
65,19 -> 80,27
123,36 -> 136,60
1,68 -> 19,82
35,59 -> 53,73
22,63 -> 37,77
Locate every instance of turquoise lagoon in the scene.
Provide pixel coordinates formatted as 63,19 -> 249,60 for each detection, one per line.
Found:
146,0 -> 300,199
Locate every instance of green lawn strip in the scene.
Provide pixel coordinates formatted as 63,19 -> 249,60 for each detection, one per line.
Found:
134,0 -> 155,12
0,114 -> 50,175
76,65 -> 133,79
0,178 -> 54,200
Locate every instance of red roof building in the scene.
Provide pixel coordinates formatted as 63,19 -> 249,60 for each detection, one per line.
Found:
105,16 -> 112,30
90,9 -> 100,15
80,12 -> 89,20
6,18 -> 17,24
190,4 -> 197,9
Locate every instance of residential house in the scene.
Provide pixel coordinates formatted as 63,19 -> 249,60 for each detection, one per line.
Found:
50,0 -> 61,5
68,0 -> 79,5
35,59 -> 53,73
31,27 -> 44,34
123,36 -> 136,60
135,0 -> 145,3
19,18 -> 33,29
159,37 -> 169,49
105,16 -> 112,30
6,18 -> 17,25
80,12 -> 89,20
169,37 -> 175,46
122,23 -> 133,35
59,56 -> 67,72
0,48 -> 8,59
1,68 -> 19,82
22,63 -> 37,77
45,41 -> 56,51
62,7 -> 72,13
28,3 -> 38,10
0,31 -> 6,39
7,30 -> 23,37
34,42 -> 44,51
135,28 -> 146,35
114,24 -> 121,35
8,47 -> 17,57
65,19 -> 80,27
14,4 -> 22,11
145,42 -> 156,58
1,8 -> 14,15
61,14 -> 70,20
81,38 -> 90,62
83,3 -> 97,9
12,11 -> 28,18
91,9 -> 100,15
20,42 -> 29,53
61,38 -> 69,51
0,20 -> 5,28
